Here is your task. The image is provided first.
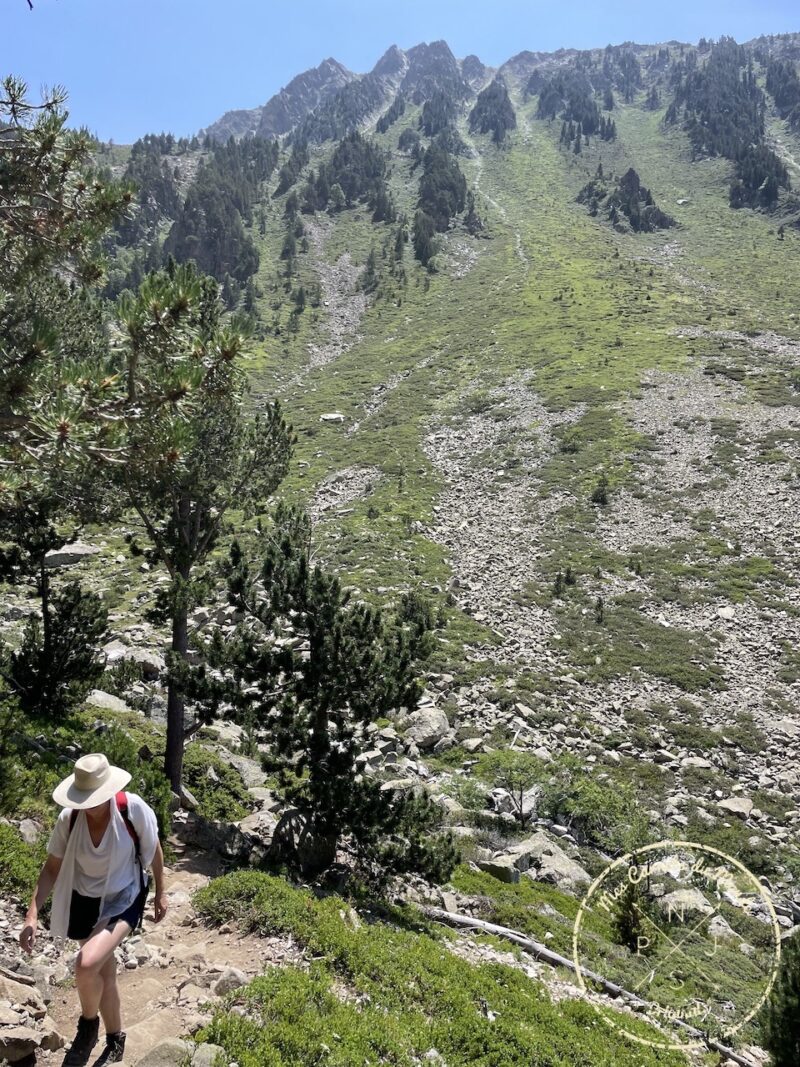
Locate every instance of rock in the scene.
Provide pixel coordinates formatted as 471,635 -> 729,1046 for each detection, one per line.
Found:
135,1038 -> 195,1067
0,1015 -> 62,1063
380,778 -> 426,796
246,787 -> 282,812
128,648 -> 167,681
86,689 -> 132,713
319,412 -> 345,423
718,796 -> 753,820
44,542 -> 100,568
102,639 -> 131,663
708,914 -> 739,941
211,967 -> 248,996
17,819 -> 39,845
403,706 -> 449,751
237,809 -> 278,842
462,737 -> 484,753
192,1044 -> 228,1067
509,832 -> 591,891
180,787 -> 201,812
175,811 -> 261,863
716,605 -> 736,621
659,887 -> 715,918
681,756 -> 712,769
654,749 -> 679,764
0,976 -> 47,1019
476,857 -> 520,884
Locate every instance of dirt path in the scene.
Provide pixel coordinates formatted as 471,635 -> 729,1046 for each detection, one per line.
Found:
38,844 -> 301,1066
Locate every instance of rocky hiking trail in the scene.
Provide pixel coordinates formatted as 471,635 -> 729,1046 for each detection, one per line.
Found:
9,844 -> 301,1067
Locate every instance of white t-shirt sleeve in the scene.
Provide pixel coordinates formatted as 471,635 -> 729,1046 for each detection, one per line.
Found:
46,808 -> 72,859
126,793 -> 160,867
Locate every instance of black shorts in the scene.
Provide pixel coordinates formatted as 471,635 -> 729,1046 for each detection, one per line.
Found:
67,886 -> 147,942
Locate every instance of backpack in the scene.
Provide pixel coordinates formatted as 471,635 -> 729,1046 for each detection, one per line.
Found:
68,791 -> 148,928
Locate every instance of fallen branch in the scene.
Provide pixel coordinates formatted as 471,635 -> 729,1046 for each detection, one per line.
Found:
423,906 -> 760,1067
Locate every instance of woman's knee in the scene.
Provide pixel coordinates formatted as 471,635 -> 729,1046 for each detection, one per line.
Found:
76,939 -> 111,976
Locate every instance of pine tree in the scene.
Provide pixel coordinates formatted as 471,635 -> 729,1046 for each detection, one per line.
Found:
205,505 -> 458,883
116,263 -> 295,792
1,80 -> 130,477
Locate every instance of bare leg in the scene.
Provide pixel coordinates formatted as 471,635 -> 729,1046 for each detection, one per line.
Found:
74,922 -> 131,1022
98,952 -> 122,1034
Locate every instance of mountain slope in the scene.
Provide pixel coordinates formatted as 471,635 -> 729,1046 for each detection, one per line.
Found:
5,33 -> 800,1066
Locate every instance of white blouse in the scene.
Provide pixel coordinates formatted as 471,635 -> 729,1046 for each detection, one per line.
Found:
47,792 -> 159,941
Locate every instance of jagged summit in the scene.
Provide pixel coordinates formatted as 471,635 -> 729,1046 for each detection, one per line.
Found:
202,40 -> 477,142
202,56 -> 355,142
461,54 -> 491,90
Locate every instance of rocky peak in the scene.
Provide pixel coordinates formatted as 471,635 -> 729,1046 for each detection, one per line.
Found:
255,57 -> 355,139
371,44 -> 408,81
397,40 -> 472,103
201,56 -> 355,142
461,54 -> 491,90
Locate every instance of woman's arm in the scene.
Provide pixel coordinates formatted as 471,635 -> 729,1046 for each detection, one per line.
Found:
150,839 -> 168,922
19,853 -> 63,953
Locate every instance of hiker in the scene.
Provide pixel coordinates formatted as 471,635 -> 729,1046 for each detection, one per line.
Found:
19,753 -> 168,1065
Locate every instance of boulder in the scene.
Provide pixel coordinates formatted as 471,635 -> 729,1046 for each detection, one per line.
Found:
681,756 -> 712,769
17,819 -> 39,845
717,796 -> 753,820
128,648 -> 166,681
0,1015 -> 62,1063
44,542 -> 100,568
507,832 -> 590,891
0,976 -> 47,1020
86,690 -> 132,713
175,812 -> 258,863
237,809 -> 279,843
403,706 -> 449,751
211,967 -> 248,996
135,1038 -> 195,1067
476,856 -> 521,884
192,1044 -> 228,1067
461,737 -> 484,754
319,412 -> 345,423
659,887 -> 715,918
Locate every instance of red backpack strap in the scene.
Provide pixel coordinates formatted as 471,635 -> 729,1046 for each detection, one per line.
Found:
115,791 -> 140,854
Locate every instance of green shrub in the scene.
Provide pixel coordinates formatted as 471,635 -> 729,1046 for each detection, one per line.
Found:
0,823 -> 46,903
539,757 -> 650,853
182,745 -> 251,822
195,871 -> 688,1067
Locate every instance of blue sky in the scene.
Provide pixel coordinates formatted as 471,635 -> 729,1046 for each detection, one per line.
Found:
4,0 -> 798,142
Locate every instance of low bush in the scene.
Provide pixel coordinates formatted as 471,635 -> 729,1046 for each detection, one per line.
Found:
182,745 -> 252,822
0,823 -> 46,903
195,871 -> 688,1066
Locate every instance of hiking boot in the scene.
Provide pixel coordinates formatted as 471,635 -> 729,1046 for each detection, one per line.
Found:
97,1031 -> 127,1063
62,1014 -> 99,1066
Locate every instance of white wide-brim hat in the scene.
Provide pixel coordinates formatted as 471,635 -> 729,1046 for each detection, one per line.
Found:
52,753 -> 131,810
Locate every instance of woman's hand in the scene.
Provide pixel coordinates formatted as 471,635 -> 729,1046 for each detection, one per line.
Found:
19,912 -> 37,954
153,891 -> 168,923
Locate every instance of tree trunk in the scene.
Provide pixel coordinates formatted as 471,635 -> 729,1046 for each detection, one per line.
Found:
39,559 -> 51,662
164,572 -> 189,794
